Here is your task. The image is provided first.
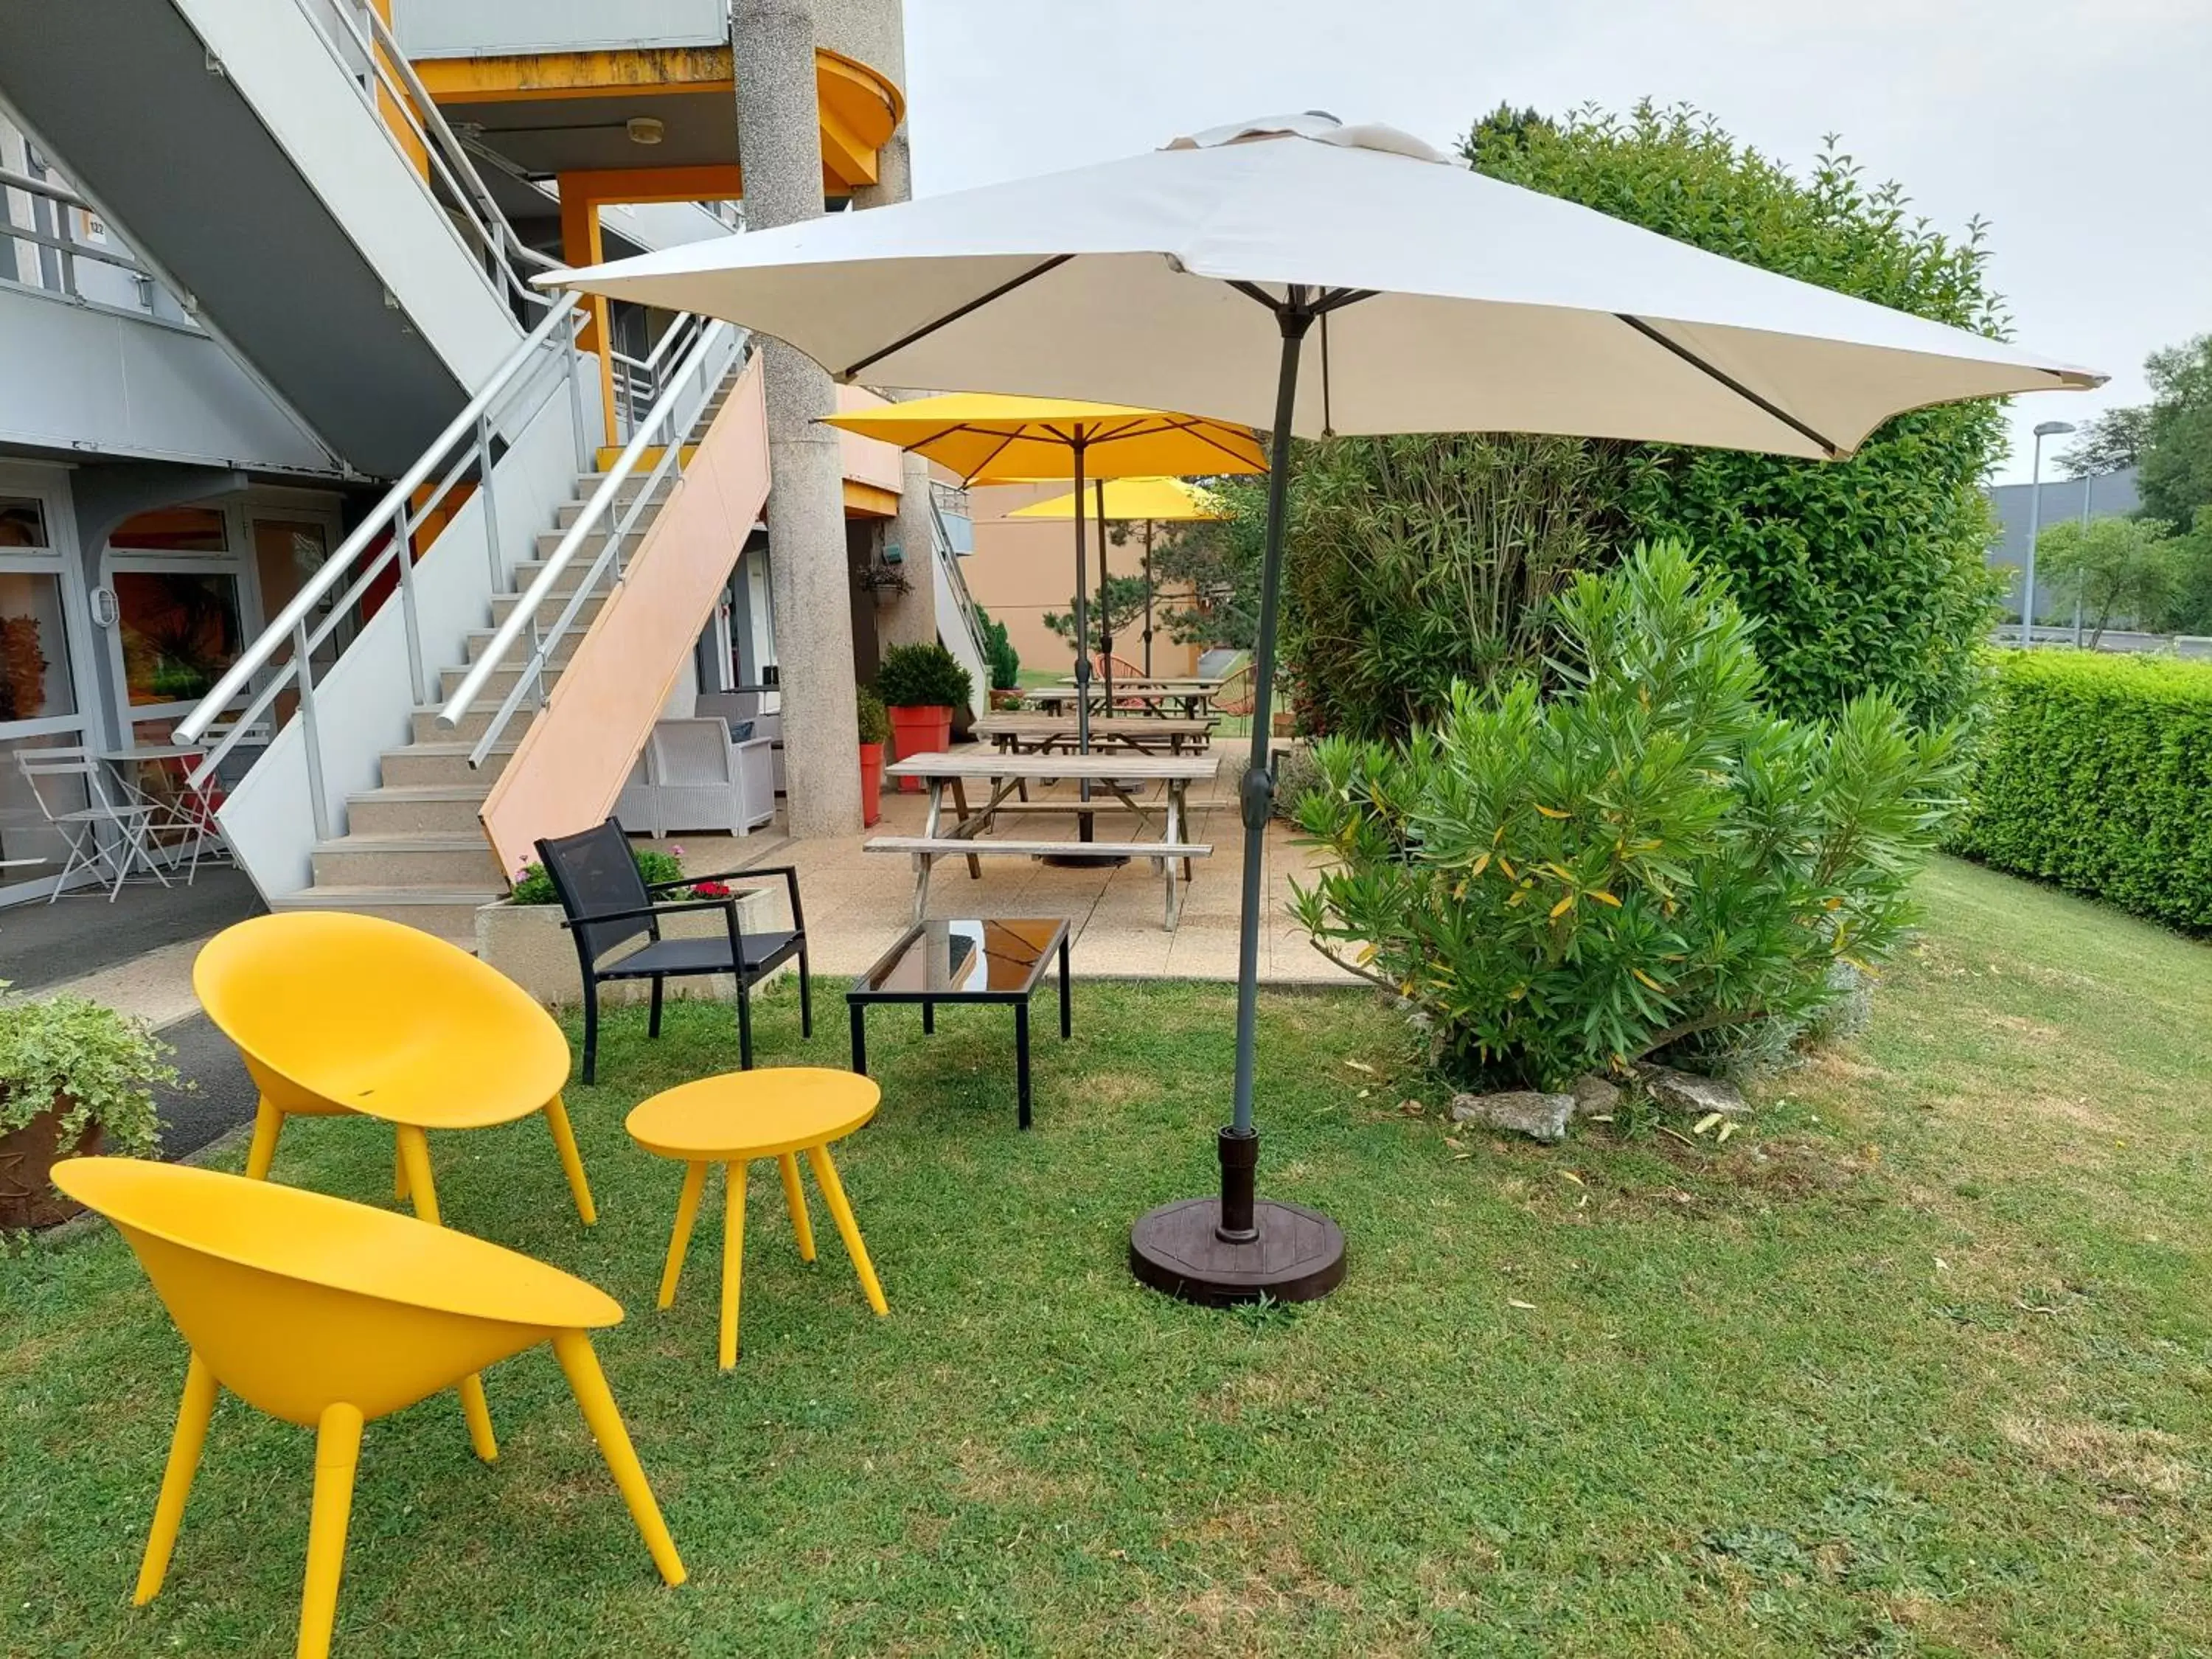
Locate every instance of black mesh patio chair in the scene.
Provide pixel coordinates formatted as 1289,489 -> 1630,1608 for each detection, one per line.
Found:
534,818 -> 810,1083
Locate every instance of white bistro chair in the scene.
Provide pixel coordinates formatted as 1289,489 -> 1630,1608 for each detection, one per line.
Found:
15,747 -> 171,902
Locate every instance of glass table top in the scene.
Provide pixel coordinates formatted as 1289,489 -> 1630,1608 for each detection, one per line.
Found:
852,918 -> 1066,999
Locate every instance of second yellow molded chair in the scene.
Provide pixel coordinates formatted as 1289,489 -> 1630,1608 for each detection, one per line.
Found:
195,912 -> 595,1228
53,1158 -> 684,1659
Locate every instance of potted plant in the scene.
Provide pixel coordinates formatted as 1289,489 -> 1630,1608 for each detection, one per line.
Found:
856,686 -> 889,827
0,983 -> 175,1228
979,607 -> 1024,711
875,641 -> 973,793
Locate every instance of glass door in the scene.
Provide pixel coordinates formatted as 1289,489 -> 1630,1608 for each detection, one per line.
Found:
0,487 -> 98,897
102,507 -> 248,748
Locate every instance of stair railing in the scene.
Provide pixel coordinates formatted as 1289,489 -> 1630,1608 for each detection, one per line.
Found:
609,311 -> 713,442
307,0 -> 557,313
440,318 -> 745,768
175,296 -> 591,839
928,484 -> 992,673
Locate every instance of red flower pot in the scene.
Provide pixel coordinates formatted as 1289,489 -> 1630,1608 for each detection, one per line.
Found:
886,703 -> 950,793
858,740 -> 884,827
0,1096 -> 102,1230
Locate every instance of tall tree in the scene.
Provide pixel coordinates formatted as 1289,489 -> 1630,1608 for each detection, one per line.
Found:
2033,515 -> 2179,647
2056,405 -> 2151,479
2136,334 -> 2212,532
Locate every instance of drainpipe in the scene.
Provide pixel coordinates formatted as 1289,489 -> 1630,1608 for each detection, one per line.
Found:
733,0 -> 861,835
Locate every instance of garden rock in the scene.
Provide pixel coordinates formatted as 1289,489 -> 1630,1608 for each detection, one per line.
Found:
1450,1090 -> 1576,1144
1569,1074 -> 1621,1117
1641,1067 -> 1748,1118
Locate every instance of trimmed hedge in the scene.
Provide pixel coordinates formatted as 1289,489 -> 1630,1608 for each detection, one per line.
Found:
1952,651 -> 2212,932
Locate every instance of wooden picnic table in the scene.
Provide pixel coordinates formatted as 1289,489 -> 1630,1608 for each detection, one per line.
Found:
868,751 -> 1218,928
973,713 -> 1216,756
1029,682 -> 1221,720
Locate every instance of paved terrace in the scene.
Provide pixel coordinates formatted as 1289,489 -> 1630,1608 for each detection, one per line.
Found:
674,746 -> 1360,985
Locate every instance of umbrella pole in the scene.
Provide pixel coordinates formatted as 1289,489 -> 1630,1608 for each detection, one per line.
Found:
1071,437 -> 1093,841
1142,519 -> 1155,678
1096,479 -> 1115,716
1129,305 -> 1344,1306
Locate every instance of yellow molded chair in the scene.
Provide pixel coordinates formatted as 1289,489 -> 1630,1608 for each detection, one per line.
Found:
55,1158 -> 684,1659
195,911 -> 594,1229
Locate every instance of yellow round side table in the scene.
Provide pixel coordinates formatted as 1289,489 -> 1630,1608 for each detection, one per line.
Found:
625,1068 -> 888,1368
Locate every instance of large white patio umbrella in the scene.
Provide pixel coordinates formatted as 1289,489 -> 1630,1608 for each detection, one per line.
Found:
541,112 -> 2101,1307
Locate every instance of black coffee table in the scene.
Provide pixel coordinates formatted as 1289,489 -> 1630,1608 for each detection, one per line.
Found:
846,917 -> 1071,1130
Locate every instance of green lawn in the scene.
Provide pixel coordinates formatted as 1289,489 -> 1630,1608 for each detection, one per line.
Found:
4,857 -> 2211,1655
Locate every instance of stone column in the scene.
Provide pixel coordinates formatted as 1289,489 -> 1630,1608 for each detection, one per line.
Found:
734,0 -> 860,835
852,123 -> 942,657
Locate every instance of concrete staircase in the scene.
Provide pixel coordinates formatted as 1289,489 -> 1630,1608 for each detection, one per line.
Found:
266,394 -> 731,947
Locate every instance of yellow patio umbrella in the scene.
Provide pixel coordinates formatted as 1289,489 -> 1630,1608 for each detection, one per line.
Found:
1010,477 -> 1229,678
821,394 -> 1261,788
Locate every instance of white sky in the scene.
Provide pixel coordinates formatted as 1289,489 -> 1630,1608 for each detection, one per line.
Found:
903,0 -> 2212,483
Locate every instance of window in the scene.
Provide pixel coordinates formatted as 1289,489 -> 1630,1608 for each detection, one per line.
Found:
0,495 -> 46,549
114,568 -> 244,708
0,569 -> 75,721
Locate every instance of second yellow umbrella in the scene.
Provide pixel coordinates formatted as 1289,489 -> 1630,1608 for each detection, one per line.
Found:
1010,477 -> 1229,678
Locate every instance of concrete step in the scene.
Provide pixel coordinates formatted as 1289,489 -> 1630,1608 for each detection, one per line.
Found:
464,626 -> 583,667
593,442 -> 697,472
489,588 -> 607,627
531,526 -> 640,562
437,658 -> 566,703
378,741 -> 517,787
506,558 -> 611,600
412,701 -> 533,744
269,883 -> 493,945
344,783 -> 492,835
556,478 -> 675,526
312,830 -> 505,888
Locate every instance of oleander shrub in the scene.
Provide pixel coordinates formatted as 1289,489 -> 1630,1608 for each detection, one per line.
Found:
1950,650 -> 2212,932
1290,542 -> 1968,1088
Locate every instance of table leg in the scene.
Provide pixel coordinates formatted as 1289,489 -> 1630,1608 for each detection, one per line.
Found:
658,1161 -> 707,1308
720,1160 -> 747,1369
1015,1000 -> 1032,1131
805,1143 -> 888,1315
1059,932 -> 1072,1039
922,999 -> 934,1036
849,1000 -> 869,1075
778,1152 -> 816,1262
950,777 -> 983,880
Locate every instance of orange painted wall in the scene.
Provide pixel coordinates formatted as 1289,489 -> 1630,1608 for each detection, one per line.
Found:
961,481 -> 1203,681
479,355 -> 770,877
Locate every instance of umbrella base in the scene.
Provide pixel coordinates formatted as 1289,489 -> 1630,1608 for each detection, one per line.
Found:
1129,1196 -> 1346,1306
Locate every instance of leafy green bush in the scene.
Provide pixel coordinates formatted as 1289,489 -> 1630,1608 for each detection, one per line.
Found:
1290,543 -> 1967,1088
855,686 -> 891,746
975,606 -> 1021,691
1950,650 -> 2212,933
1281,432 -> 1628,739
1481,103 -> 2012,729
511,844 -> 684,905
874,641 -> 973,710
0,984 -> 177,1157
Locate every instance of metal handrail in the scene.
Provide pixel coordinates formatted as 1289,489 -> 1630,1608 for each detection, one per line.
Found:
313,0 -> 553,311
610,312 -> 710,439
928,486 -> 992,668
440,318 -> 743,765
176,296 -> 591,831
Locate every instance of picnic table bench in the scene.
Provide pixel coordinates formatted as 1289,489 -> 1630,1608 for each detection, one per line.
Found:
973,713 -> 1216,755
866,751 -> 1217,929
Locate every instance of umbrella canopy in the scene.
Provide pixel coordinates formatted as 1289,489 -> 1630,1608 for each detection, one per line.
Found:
821,394 -> 1263,481
543,114 -> 2098,458
824,394 -> 1262,758
543,112 -> 2100,1307
1011,478 -> 1231,679
1009,477 -> 1228,521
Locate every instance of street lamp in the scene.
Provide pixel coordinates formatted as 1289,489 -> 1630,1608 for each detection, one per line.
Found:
2023,419 -> 2076,648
